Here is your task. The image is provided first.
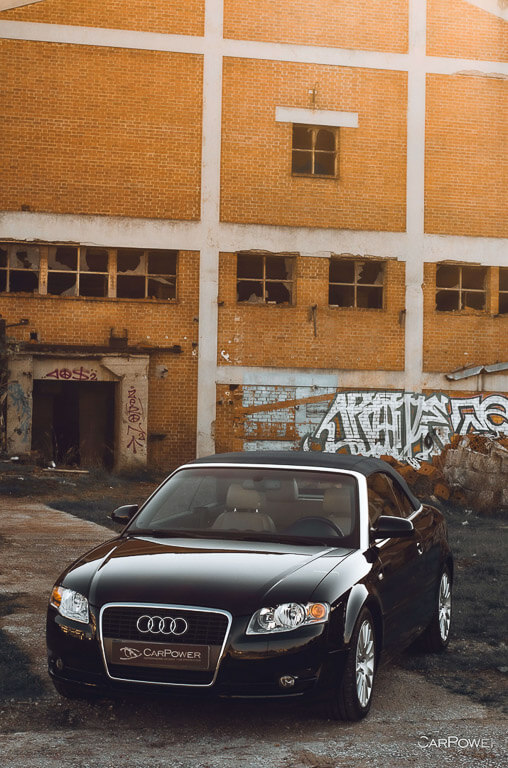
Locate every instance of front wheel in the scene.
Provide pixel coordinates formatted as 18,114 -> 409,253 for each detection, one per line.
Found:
421,566 -> 452,652
328,607 -> 376,721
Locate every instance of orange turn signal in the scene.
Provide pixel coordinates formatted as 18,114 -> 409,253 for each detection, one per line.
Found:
308,603 -> 327,620
50,586 -> 62,608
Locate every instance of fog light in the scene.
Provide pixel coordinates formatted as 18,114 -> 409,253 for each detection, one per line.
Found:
55,658 -> 64,671
279,675 -> 296,689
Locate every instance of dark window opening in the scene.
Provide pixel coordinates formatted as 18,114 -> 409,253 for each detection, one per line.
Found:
292,125 -> 338,178
47,272 -> 77,297
0,244 -> 40,294
117,248 -> 177,300
237,253 -> 294,304
435,264 -> 487,311
329,259 -> 384,309
81,247 -> 108,273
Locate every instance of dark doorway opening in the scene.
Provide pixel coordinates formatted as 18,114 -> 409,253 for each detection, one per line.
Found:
32,380 -> 115,469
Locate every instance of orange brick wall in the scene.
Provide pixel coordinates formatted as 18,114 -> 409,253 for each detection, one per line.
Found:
0,251 -> 200,468
1,0 -> 205,36
425,74 -> 507,238
217,253 -> 406,370
427,0 -> 508,62
224,0 -> 408,53
423,263 -> 508,372
220,59 -> 407,231
0,40 -> 203,220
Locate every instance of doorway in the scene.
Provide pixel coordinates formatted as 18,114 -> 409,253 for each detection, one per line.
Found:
32,380 -> 115,469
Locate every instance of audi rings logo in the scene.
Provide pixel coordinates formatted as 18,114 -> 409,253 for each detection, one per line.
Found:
136,615 -> 189,636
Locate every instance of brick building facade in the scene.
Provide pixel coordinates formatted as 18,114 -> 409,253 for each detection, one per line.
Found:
0,0 -> 506,471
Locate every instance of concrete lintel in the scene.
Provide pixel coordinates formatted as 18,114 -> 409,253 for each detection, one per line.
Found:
275,107 -> 359,128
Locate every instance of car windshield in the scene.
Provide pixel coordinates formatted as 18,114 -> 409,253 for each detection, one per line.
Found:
129,466 -> 360,547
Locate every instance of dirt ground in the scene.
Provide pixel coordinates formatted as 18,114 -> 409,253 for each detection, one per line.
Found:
0,467 -> 506,768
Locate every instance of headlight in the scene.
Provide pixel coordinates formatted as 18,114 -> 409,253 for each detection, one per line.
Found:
50,586 -> 89,624
246,602 -> 329,635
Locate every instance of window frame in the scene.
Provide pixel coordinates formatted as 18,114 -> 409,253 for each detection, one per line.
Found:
0,243 -> 40,294
328,258 -> 385,310
0,243 -> 179,301
291,124 -> 339,179
236,252 -> 295,306
435,264 -> 488,313
116,248 -> 178,301
47,245 -> 110,298
499,267 -> 508,315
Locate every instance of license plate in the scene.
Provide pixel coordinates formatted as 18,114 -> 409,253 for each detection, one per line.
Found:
111,640 -> 210,670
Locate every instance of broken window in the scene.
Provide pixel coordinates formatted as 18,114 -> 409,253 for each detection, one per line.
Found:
0,244 -> 40,293
435,264 -> 487,312
329,258 -> 384,309
47,246 -> 109,297
292,125 -> 338,178
116,249 -> 177,300
237,253 -> 294,304
499,268 -> 508,315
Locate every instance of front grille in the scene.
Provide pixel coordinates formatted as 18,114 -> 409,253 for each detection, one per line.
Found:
100,604 -> 231,688
102,606 -> 229,645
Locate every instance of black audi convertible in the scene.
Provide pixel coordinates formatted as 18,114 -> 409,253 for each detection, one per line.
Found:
47,451 -> 453,720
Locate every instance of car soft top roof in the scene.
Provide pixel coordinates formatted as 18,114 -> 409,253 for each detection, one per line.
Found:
188,451 -> 421,511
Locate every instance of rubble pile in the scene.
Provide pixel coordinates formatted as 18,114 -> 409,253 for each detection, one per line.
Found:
384,435 -> 508,514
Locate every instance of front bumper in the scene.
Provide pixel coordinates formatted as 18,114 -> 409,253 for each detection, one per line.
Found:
46,606 -> 346,700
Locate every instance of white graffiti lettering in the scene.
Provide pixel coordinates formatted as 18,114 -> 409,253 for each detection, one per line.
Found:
301,391 -> 508,463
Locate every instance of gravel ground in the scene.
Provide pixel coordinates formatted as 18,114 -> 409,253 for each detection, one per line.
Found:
0,498 -> 506,768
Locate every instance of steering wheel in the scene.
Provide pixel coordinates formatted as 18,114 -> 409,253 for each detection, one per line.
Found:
285,516 -> 343,537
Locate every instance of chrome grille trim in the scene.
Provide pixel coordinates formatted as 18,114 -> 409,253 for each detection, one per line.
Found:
99,602 -> 232,688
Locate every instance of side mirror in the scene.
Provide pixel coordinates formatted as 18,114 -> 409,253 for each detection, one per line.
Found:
371,515 -> 414,540
110,504 -> 139,524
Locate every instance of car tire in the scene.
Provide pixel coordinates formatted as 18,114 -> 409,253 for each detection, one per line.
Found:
328,607 -> 376,721
53,679 -> 99,701
421,566 -> 452,653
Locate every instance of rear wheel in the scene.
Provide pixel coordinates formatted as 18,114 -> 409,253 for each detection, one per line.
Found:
421,566 -> 452,652
328,607 -> 376,721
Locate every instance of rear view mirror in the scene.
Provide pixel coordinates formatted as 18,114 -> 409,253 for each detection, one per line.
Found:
371,515 -> 414,540
110,504 -> 139,524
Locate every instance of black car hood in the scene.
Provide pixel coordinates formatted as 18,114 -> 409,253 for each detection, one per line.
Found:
73,536 -> 352,615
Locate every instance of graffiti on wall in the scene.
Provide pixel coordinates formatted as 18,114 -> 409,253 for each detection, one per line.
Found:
125,386 -> 146,455
237,386 -> 508,465
301,391 -> 508,464
43,366 -> 98,381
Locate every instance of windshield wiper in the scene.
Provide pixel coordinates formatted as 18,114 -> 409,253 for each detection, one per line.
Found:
127,529 -> 333,547
127,529 -> 219,539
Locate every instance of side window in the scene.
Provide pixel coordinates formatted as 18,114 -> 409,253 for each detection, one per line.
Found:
391,480 -> 416,518
367,473 -> 402,526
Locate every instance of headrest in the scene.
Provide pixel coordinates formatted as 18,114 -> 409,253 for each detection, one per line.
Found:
265,479 -> 298,502
323,486 -> 352,516
226,483 -> 263,511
